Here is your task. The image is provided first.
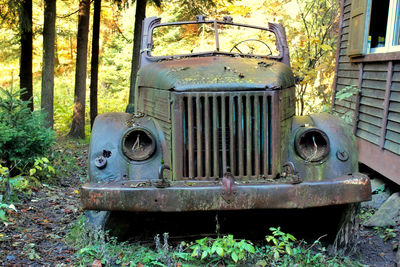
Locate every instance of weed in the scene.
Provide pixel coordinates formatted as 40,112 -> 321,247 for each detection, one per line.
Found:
67,216 -> 167,266
373,226 -> 397,241
359,207 -> 375,222
334,85 -> 360,123
265,226 -> 296,258
175,234 -> 256,265
256,227 -> 361,267
66,219 -> 362,266
0,202 -> 17,225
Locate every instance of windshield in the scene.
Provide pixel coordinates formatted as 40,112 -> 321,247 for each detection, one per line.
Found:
151,21 -> 280,58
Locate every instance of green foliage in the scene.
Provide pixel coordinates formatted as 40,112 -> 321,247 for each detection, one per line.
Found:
67,219 -> 362,266
67,216 -> 165,266
28,157 -> 55,180
175,235 -> 256,264
359,207 -> 375,223
335,85 -> 359,102
257,227 -> 361,267
0,202 -> 17,225
265,226 -> 296,259
373,226 -> 397,241
0,88 -> 55,170
334,85 -> 360,123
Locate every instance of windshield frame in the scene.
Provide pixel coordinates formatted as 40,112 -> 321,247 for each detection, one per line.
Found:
144,18 -> 285,61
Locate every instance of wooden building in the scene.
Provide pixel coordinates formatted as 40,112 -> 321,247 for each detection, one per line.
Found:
332,0 -> 400,184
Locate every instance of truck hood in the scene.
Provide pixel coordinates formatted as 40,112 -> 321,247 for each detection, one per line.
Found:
137,56 -> 295,91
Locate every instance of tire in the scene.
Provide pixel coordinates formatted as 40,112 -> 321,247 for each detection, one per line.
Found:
85,210 -> 110,230
330,203 -> 361,255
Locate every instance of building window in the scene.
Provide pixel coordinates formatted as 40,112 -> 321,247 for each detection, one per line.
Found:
348,0 -> 400,56
369,0 -> 400,53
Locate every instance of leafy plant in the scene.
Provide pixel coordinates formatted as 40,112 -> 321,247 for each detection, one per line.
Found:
265,227 -> 296,259
335,85 -> 359,102
359,207 -> 375,222
0,164 -> 10,201
257,227 -> 361,266
373,226 -> 397,241
0,88 -> 55,171
175,234 -> 256,264
28,157 -> 55,182
0,202 -> 17,225
67,216 -> 165,266
334,85 -> 360,123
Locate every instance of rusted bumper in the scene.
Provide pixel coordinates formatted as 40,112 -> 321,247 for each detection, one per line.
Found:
81,173 -> 371,212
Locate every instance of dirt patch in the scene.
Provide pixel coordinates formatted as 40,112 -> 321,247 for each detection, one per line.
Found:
354,225 -> 399,266
0,140 -> 86,265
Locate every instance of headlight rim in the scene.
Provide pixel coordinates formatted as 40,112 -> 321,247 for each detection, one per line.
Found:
121,127 -> 157,161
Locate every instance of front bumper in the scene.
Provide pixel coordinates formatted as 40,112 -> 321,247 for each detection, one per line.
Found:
81,173 -> 371,212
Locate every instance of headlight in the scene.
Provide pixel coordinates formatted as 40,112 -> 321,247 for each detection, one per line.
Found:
295,127 -> 330,162
122,127 -> 156,161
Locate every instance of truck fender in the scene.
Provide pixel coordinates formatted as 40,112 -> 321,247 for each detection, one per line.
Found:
288,113 -> 358,181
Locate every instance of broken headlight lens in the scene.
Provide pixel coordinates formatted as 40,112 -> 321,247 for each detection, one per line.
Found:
122,128 -> 156,161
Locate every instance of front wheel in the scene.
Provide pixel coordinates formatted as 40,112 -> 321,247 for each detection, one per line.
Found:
330,203 -> 361,255
85,210 -> 110,230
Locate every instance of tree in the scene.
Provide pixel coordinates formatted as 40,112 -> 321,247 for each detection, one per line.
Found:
69,0 -> 91,138
19,0 -> 33,111
90,0 -> 101,128
41,0 -> 57,128
288,0 -> 339,115
127,0 -> 147,111
127,0 -> 161,112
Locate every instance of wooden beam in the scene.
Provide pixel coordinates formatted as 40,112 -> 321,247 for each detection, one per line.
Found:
352,63 -> 363,135
380,61 -> 393,148
357,138 -> 400,185
350,51 -> 400,63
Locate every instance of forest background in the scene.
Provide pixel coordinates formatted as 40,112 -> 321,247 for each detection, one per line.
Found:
0,0 -> 339,138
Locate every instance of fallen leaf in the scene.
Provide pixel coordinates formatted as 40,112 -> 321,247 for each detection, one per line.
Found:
92,259 -> 102,267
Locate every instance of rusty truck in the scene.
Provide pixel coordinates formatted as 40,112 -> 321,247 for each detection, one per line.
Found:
81,16 -> 371,242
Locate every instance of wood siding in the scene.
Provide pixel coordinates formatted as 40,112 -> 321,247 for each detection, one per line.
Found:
333,0 -> 400,184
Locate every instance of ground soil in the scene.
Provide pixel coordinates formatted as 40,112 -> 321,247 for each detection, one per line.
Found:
355,225 -> 399,267
0,142 -> 398,266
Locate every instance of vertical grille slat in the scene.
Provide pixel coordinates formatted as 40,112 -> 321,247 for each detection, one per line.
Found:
246,96 -> 252,178
254,96 -> 260,177
221,96 -> 227,174
238,96 -> 244,177
212,96 -> 219,178
188,97 -> 194,178
180,92 -> 274,180
229,97 -> 236,175
205,97 -> 211,178
196,96 -> 203,178
263,95 -> 268,175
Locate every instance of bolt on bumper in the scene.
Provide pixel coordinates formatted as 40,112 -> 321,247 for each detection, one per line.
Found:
81,173 -> 371,212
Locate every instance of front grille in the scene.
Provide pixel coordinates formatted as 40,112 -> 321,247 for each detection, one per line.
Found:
174,91 -> 274,180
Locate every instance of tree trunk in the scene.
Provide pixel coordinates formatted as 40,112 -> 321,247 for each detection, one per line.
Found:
69,0 -> 91,139
19,0 -> 33,111
128,0 -> 147,110
90,0 -> 101,129
41,0 -> 56,128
